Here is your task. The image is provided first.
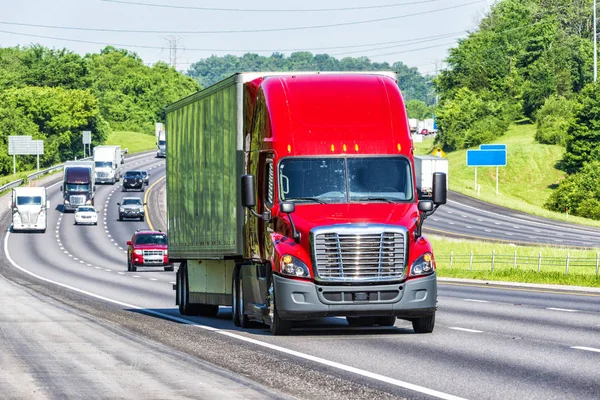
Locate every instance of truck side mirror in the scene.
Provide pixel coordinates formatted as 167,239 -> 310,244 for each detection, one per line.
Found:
280,202 -> 295,214
418,200 -> 433,212
241,175 -> 256,208
117,202 -> 121,206
432,172 -> 447,205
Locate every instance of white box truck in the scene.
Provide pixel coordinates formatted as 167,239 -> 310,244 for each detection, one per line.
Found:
414,155 -> 448,199
155,123 -> 166,158
93,145 -> 122,184
10,187 -> 49,232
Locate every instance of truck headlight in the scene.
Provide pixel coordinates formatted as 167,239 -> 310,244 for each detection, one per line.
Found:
409,253 -> 435,277
134,250 -> 142,255
85,200 -> 92,205
64,200 -> 70,204
280,255 -> 310,278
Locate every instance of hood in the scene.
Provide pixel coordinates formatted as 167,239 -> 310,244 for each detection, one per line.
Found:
15,204 -> 44,211
280,203 -> 419,236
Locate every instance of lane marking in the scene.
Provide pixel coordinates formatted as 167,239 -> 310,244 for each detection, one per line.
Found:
463,299 -> 488,303
571,346 -> 600,353
449,327 -> 483,333
546,307 -> 578,312
441,282 -> 600,297
143,175 -> 165,231
5,229 -> 466,400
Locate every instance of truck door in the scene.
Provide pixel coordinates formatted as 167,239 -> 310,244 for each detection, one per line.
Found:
257,154 -> 275,262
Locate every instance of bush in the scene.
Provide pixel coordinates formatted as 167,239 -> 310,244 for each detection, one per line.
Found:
535,95 -> 574,146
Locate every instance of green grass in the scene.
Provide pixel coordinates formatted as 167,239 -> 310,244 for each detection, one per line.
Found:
430,236 -> 600,287
105,131 -> 156,154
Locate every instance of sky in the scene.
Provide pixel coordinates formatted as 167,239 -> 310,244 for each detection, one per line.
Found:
0,0 -> 493,76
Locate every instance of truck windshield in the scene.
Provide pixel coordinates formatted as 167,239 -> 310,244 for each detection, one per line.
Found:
65,184 -> 90,191
95,161 -> 112,168
16,196 -> 42,206
279,157 -> 413,203
158,140 -> 166,146
122,199 -> 142,206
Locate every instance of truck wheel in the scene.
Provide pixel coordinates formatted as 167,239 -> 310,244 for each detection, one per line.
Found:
164,265 -> 174,272
232,265 -> 249,328
267,273 -> 291,335
412,313 -> 435,334
346,317 -> 375,327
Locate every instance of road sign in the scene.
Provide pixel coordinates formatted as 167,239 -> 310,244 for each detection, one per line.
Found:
33,140 -> 44,154
8,136 -> 35,155
479,144 -> 506,150
466,149 -> 506,167
82,130 -> 91,145
431,147 -> 446,158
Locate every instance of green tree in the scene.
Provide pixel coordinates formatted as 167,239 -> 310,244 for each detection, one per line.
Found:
535,94 -> 575,146
406,100 -> 433,119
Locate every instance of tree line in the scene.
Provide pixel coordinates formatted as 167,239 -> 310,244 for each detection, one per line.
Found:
433,0 -> 600,220
0,45 -> 199,175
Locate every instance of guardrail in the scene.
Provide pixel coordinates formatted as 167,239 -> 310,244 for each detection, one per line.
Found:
0,179 -> 25,194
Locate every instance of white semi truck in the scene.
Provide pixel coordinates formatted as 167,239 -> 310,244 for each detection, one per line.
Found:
156,122 -> 166,158
414,155 -> 449,199
93,145 -> 122,184
10,187 -> 50,232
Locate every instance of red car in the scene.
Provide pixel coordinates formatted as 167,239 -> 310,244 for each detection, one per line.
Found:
127,229 -> 174,272
420,128 -> 429,135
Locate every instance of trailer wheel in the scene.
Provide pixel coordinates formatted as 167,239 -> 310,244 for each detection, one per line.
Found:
232,265 -> 249,328
267,272 -> 291,336
412,313 -> 435,334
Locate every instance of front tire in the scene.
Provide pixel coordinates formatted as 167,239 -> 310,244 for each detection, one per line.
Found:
232,265 -> 250,328
412,313 -> 435,334
267,272 -> 291,336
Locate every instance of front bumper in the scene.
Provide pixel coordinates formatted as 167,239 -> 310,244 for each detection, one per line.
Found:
274,273 -> 437,320
75,216 -> 97,224
12,223 -> 45,231
120,211 -> 144,218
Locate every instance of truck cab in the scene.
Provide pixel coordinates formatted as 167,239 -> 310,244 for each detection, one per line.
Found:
61,160 -> 95,211
11,187 -> 49,232
93,145 -> 122,184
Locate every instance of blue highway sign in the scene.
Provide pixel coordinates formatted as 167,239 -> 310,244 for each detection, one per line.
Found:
466,149 -> 507,167
479,144 -> 506,150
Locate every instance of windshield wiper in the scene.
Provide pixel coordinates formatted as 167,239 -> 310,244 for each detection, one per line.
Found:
360,197 -> 396,204
285,197 -> 326,204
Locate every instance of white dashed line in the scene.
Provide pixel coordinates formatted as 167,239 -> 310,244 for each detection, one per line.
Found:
546,307 -> 578,312
95,266 -> 101,270
105,269 -> 112,272
463,299 -> 488,303
484,229 -> 492,232
571,346 -> 600,353
118,272 -> 125,275
465,226 -> 472,229
449,327 -> 483,333
132,275 -> 140,278
149,278 -> 157,281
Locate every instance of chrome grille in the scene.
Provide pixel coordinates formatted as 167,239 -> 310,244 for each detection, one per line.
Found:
143,250 -> 163,257
97,171 -> 109,178
312,225 -> 407,282
69,195 -> 85,205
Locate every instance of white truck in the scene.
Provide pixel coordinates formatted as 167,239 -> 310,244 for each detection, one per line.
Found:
414,155 -> 448,199
10,187 -> 50,233
408,118 -> 418,133
156,122 -> 166,158
93,145 -> 121,184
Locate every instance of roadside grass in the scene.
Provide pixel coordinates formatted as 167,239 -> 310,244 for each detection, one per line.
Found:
430,236 -> 600,287
105,131 -> 155,154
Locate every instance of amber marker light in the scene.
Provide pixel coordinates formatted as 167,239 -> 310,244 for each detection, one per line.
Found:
355,144 -> 359,152
343,144 -> 347,152
423,253 -> 432,262
287,144 -> 291,153
330,144 -> 335,152
282,255 -> 293,264
397,143 -> 402,152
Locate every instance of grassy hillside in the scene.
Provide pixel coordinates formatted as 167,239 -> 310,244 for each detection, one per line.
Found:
414,124 -> 600,228
105,131 -> 156,154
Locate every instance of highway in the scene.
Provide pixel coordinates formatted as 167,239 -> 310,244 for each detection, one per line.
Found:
1,152 -> 599,399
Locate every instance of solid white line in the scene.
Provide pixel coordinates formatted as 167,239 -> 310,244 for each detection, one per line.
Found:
449,327 -> 483,333
4,230 -> 466,400
463,299 -> 488,303
546,307 -> 578,312
571,346 -> 600,353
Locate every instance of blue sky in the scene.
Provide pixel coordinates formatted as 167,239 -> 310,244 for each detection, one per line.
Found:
0,0 -> 492,75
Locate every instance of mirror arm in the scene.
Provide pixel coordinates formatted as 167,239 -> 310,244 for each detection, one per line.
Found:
414,205 -> 440,240
247,207 -> 271,222
286,212 -> 301,244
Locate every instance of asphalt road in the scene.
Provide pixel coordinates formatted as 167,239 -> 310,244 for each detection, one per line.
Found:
1,153 -> 599,399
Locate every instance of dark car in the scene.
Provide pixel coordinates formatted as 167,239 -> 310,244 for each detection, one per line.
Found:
127,229 -> 173,272
122,170 -> 144,192
140,170 -> 150,185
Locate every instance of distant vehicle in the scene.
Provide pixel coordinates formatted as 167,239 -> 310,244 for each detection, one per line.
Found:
414,155 -> 449,199
127,229 -> 173,272
74,205 -> 98,225
61,160 -> 95,211
93,145 -> 121,184
156,123 -> 166,158
10,187 -> 49,233
420,129 -> 429,136
122,170 -> 144,192
120,148 -> 128,164
140,170 -> 150,185
408,118 -> 418,133
118,197 -> 145,221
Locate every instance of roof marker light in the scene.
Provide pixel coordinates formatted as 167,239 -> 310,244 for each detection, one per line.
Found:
397,143 -> 402,152
287,144 -> 291,153
330,144 -> 335,152
343,144 -> 347,152
355,144 -> 359,152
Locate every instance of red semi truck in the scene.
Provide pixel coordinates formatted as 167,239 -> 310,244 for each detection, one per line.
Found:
166,72 -> 446,335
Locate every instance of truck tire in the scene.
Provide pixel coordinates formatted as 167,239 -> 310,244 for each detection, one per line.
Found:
412,313 -> 435,334
267,272 -> 291,335
232,265 -> 249,328
178,262 -> 219,317
164,265 -> 174,272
